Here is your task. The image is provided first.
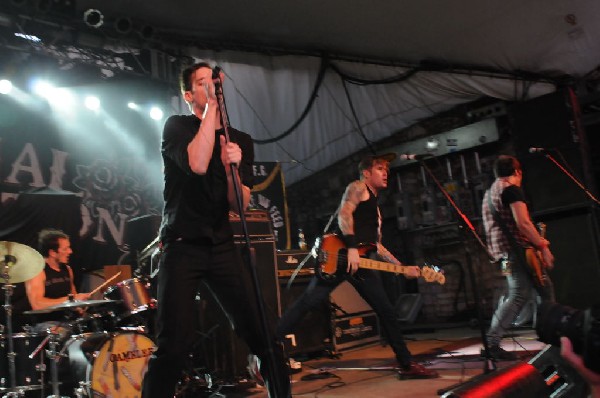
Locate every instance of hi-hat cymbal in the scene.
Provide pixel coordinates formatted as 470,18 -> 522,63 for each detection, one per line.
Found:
0,241 -> 45,283
23,299 -> 122,315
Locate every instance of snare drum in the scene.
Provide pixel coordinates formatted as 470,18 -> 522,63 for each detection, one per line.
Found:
0,332 -> 47,390
65,332 -> 155,398
104,278 -> 155,323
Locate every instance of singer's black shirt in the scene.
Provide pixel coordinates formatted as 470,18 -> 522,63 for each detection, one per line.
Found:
160,114 -> 254,244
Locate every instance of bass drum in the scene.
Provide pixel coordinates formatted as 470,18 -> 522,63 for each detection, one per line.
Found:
0,332 -> 47,390
65,332 -> 155,398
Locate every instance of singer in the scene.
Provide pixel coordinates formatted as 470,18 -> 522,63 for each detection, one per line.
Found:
141,62 -> 290,398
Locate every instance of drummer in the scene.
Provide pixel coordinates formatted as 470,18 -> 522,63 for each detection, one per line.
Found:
24,229 -> 90,333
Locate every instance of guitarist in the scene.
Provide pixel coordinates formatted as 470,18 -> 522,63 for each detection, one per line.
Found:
482,155 -> 555,360
277,154 -> 439,379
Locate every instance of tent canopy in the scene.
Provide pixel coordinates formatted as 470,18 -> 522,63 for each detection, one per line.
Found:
4,0 -> 600,185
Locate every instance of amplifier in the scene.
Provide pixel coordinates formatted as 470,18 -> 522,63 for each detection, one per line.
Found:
229,210 -> 273,239
333,311 -> 380,352
276,250 -> 315,278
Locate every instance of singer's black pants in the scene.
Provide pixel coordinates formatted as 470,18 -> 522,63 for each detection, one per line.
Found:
141,239 -> 290,398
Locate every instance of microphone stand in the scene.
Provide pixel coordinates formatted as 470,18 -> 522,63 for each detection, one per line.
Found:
213,71 -> 288,397
414,159 -> 498,396
538,151 -> 600,206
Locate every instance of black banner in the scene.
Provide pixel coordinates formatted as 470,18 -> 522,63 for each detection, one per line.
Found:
250,162 -> 291,249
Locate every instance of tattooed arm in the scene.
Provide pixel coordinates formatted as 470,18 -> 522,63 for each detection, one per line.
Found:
376,243 -> 420,279
338,180 -> 367,274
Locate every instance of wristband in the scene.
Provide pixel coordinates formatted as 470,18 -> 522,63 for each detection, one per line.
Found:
343,234 -> 357,249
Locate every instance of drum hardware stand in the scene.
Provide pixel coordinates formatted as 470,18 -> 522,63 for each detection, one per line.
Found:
45,330 -> 69,398
2,256 -> 19,393
73,381 -> 90,398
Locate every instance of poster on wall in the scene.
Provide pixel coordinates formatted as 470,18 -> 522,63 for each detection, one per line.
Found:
250,162 -> 291,249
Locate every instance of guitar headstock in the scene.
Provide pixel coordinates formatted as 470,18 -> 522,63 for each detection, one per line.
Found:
420,265 -> 445,285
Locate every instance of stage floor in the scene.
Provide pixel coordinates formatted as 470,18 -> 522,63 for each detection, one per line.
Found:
241,325 -> 547,398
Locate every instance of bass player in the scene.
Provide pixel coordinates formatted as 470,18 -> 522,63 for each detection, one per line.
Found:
276,153 -> 439,379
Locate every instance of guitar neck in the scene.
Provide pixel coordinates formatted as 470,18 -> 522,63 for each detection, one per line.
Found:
358,258 -> 408,274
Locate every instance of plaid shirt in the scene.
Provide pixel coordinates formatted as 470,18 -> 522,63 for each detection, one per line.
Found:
482,178 -> 531,261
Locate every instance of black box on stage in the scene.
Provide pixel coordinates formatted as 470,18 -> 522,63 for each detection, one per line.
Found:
229,210 -> 273,239
276,250 -> 316,279
333,312 -> 380,352
279,276 -> 332,356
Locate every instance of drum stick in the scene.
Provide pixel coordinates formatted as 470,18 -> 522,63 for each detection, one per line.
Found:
89,271 -> 122,296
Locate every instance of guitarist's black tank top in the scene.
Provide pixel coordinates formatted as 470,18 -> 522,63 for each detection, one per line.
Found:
353,184 -> 379,245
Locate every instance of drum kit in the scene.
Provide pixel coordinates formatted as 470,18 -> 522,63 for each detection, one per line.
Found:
0,241 -> 157,398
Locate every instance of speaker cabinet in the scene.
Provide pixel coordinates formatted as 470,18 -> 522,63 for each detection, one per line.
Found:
194,238 -> 280,378
330,280 -> 373,315
235,239 -> 281,317
510,89 -> 596,212
279,277 -> 332,356
538,208 -> 600,309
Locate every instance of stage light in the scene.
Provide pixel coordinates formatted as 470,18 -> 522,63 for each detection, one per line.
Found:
426,138 -> 440,150
127,102 -> 139,110
138,24 -> 155,40
0,79 -> 12,95
14,32 -> 42,42
32,80 -> 55,98
83,9 -> 104,28
115,17 -> 132,34
84,95 -> 100,111
149,106 -> 163,120
50,88 -> 75,108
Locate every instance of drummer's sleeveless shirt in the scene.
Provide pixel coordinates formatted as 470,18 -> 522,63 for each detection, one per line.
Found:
352,184 -> 381,245
44,263 -> 72,298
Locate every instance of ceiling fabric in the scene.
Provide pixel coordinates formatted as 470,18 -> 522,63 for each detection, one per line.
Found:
176,51 -> 556,185
68,0 -> 600,185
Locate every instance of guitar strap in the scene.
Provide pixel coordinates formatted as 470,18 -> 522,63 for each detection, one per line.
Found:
486,191 -> 529,272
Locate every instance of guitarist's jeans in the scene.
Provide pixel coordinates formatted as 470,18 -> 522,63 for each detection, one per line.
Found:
277,269 -> 413,367
487,250 -> 555,347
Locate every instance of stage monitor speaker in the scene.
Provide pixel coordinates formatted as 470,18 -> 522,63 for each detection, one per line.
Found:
440,345 -> 587,398
395,293 -> 423,324
538,209 -> 600,309
510,89 -> 595,213
279,277 -> 332,356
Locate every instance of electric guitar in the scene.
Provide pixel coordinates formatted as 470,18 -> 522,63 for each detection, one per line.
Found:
315,234 -> 445,284
525,222 -> 547,287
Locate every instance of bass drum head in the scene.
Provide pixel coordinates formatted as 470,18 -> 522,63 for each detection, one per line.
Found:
67,332 -> 155,398
90,333 -> 155,397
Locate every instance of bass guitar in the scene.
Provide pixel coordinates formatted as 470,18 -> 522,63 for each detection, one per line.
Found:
525,222 -> 547,287
315,234 -> 445,284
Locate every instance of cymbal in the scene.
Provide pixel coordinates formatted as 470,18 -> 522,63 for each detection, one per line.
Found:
23,299 -> 122,315
0,241 -> 45,283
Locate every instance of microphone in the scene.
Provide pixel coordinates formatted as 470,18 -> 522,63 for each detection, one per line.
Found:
399,153 -> 432,160
212,65 -> 221,82
528,147 -> 548,153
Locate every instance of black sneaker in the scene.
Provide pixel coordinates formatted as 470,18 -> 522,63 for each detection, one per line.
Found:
481,345 -> 518,360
